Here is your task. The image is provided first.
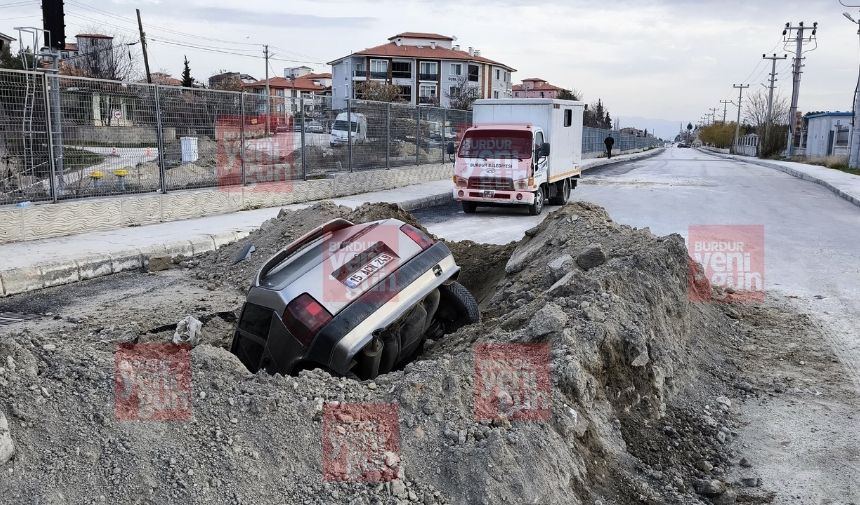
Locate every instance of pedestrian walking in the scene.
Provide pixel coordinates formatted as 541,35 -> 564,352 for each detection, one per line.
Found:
604,135 -> 615,159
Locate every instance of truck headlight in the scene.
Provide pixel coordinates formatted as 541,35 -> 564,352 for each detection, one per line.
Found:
515,178 -> 529,190
453,176 -> 468,188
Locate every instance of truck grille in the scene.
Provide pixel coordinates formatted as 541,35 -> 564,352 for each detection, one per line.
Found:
467,177 -> 514,191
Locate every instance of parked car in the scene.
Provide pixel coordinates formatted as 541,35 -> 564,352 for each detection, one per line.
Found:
230,218 -> 479,380
330,112 -> 368,147
304,120 -> 324,134
677,142 -> 690,148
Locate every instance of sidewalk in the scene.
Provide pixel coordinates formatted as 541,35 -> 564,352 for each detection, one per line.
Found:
699,149 -> 860,208
0,149 -> 659,297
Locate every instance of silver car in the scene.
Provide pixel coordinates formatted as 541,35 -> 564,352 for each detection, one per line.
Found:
230,218 -> 479,379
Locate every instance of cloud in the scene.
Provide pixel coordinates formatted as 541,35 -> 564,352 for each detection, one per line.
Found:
184,7 -> 375,29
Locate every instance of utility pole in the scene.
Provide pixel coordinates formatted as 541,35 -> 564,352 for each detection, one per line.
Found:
732,84 -> 749,152
844,10 -> 860,169
783,21 -> 818,157
719,100 -> 732,123
709,107 -> 718,125
136,9 -> 152,84
264,44 -> 270,136
761,53 -> 787,150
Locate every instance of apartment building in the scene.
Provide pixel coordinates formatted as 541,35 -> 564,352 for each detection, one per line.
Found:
328,32 -> 515,109
512,77 -> 563,99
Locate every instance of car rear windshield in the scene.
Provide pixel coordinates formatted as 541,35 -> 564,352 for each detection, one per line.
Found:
458,130 -> 532,159
333,120 -> 358,132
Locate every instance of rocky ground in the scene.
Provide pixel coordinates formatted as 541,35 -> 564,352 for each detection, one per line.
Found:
0,201 -> 855,504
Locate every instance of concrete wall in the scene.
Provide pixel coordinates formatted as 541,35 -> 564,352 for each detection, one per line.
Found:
0,163 -> 453,244
63,125 -> 177,146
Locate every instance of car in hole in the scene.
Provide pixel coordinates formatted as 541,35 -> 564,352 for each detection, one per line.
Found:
230,218 -> 479,380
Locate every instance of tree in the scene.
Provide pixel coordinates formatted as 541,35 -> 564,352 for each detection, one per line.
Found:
445,76 -> 481,110
744,89 -> 789,157
354,80 -> 404,102
181,55 -> 194,88
209,70 -> 243,91
0,45 -> 36,70
62,30 -> 138,81
698,122 -> 737,148
557,88 -> 582,101
604,111 -> 612,129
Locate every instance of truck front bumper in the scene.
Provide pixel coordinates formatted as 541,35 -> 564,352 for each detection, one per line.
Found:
453,188 -> 535,205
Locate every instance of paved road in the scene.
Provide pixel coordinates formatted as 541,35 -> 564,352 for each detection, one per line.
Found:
415,147 -> 860,502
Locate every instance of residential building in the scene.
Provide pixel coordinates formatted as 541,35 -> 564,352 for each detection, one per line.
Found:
0,32 -> 14,53
149,72 -> 182,86
800,111 -> 853,158
243,72 -> 332,114
512,77 -> 563,99
620,127 -> 645,137
60,34 -> 115,75
328,32 -> 515,109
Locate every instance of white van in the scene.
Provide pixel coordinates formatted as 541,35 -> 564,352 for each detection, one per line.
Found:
450,98 -> 584,215
330,112 -> 368,147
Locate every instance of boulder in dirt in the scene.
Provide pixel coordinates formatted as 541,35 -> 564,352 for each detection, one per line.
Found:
694,479 -> 727,497
527,303 -> 568,337
547,254 -> 574,282
147,255 -> 172,272
0,410 -> 14,465
575,243 -> 606,270
173,315 -> 204,346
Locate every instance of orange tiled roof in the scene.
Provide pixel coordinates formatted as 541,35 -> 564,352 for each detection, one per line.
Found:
344,42 -> 515,71
243,76 -> 328,92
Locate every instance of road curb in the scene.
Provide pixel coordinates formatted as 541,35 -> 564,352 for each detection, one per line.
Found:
0,192 -> 451,298
581,148 -> 665,172
697,149 -> 860,209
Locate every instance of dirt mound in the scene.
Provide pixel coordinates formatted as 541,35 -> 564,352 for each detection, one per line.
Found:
0,201 -> 786,504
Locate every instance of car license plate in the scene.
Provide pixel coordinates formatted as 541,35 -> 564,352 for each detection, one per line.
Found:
344,253 -> 394,288
483,190 -> 495,198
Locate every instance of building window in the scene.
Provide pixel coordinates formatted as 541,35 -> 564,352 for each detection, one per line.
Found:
493,91 -> 499,99
449,86 -> 459,97
540,91 -> 544,98
468,64 -> 479,82
495,69 -> 500,80
370,59 -> 388,79
419,61 -> 438,80
451,63 -> 462,76
836,126 -> 850,147
419,83 -> 437,104
397,85 -> 412,102
391,61 -> 411,79
564,109 -> 572,127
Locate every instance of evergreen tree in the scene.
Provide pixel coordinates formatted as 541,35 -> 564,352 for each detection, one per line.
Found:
604,111 -> 612,129
181,55 -> 194,87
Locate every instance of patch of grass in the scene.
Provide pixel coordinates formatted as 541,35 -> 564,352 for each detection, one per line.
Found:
800,155 -> 857,176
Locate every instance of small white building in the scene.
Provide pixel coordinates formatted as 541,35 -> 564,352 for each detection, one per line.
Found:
803,111 -> 853,158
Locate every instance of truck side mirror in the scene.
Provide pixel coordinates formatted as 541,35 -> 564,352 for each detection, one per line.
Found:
446,142 -> 456,155
541,142 -> 551,157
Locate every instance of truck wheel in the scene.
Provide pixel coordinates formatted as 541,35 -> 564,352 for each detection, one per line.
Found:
437,281 -> 480,333
549,179 -> 569,205
528,186 -> 544,215
462,201 -> 477,214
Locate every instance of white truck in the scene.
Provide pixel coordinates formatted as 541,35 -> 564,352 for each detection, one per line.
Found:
330,112 -> 368,147
449,98 -> 584,215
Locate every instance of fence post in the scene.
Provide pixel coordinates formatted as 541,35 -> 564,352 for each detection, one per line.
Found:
300,97 -> 306,180
154,85 -> 167,193
41,72 -> 58,203
346,99 -> 353,172
240,92 -> 246,186
415,105 -> 420,166
385,102 -> 391,169
441,107 -> 447,164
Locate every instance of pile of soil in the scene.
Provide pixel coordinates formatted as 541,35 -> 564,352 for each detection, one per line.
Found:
0,201 -> 812,504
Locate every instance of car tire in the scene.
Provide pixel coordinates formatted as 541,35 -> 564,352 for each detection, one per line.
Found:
437,281 -> 480,333
528,186 -> 545,215
462,201 -> 477,214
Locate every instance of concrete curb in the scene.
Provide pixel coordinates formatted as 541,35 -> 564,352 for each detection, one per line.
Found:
581,148 -> 665,172
0,192 -> 450,298
697,149 -> 860,209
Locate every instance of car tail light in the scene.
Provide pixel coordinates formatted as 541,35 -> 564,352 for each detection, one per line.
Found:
400,224 -> 434,250
283,293 -> 332,347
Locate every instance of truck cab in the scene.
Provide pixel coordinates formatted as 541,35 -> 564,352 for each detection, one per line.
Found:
451,99 -> 584,215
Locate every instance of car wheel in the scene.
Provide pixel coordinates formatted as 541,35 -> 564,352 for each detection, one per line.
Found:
549,179 -> 569,205
437,281 -> 480,333
528,186 -> 544,215
563,178 -> 571,201
462,201 -> 477,214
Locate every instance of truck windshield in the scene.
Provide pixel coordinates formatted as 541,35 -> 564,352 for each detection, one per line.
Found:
458,130 -> 532,159
333,120 -> 359,132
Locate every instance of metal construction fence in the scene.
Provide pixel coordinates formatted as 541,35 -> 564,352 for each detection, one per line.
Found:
1,67 -> 657,206
582,126 -> 662,155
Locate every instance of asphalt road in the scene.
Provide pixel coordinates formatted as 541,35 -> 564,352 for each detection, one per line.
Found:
414,147 -> 860,503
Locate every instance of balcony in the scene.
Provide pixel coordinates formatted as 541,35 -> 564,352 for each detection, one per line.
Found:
369,71 -> 388,80
353,69 -> 367,77
418,73 -> 438,81
391,71 -> 412,79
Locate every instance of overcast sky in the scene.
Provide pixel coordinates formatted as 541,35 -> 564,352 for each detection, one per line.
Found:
1,0 -> 857,138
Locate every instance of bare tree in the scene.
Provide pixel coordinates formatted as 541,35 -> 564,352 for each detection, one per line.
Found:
744,89 -> 789,130
354,81 -> 404,102
63,30 -> 139,81
445,76 -> 481,110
